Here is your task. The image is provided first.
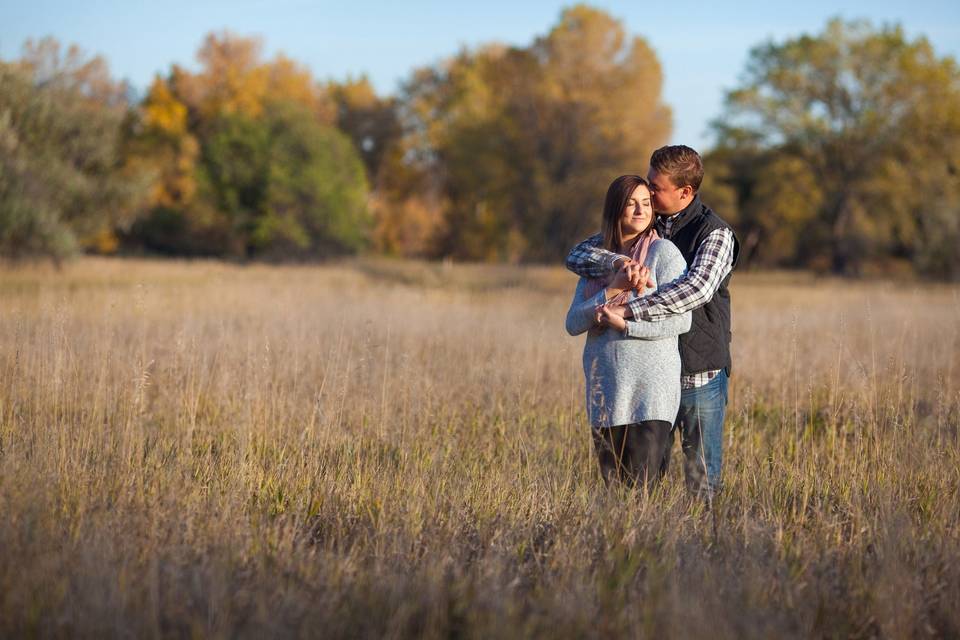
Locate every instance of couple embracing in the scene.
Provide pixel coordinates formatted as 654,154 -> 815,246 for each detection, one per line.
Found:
565,145 -> 740,498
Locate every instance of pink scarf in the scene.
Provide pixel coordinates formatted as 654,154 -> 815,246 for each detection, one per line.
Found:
584,229 -> 660,304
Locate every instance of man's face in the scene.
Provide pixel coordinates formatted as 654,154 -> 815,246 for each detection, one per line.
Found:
646,168 -> 687,215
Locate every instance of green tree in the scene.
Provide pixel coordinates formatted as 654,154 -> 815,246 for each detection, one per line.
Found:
128,32 -> 369,259
258,102 -> 370,257
136,103 -> 369,258
715,19 -> 960,276
0,38 -> 147,262
197,111 -> 271,255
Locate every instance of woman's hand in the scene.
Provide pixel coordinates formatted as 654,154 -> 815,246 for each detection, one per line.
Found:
605,260 -> 634,299
595,304 -> 627,332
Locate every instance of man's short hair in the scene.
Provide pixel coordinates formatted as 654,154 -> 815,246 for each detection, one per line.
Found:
650,145 -> 704,192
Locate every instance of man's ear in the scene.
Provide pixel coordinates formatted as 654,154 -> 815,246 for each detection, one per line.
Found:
681,185 -> 694,201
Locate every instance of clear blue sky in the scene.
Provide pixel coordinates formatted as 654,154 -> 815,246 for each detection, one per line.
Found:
2,1 -> 958,149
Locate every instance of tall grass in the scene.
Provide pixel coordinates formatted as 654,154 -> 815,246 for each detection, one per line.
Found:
1,257 -> 958,638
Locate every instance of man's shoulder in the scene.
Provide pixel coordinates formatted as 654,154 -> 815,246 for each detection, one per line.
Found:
695,201 -> 740,270
698,201 -> 735,232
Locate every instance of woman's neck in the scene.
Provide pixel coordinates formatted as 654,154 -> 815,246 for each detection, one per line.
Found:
619,231 -> 641,253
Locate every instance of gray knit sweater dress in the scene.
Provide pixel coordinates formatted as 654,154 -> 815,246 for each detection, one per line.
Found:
565,239 -> 691,428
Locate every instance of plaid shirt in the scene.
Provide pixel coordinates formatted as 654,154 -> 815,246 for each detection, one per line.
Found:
565,214 -> 735,389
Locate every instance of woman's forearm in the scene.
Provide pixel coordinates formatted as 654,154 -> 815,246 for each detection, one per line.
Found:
566,283 -> 606,335
623,311 -> 692,340
566,301 -> 599,335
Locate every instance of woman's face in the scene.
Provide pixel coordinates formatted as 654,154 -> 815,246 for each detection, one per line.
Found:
620,185 -> 653,237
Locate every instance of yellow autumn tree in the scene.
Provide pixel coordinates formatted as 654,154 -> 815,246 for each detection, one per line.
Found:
267,54 -> 336,124
170,32 -> 333,123
397,5 -> 672,261
137,75 -> 199,208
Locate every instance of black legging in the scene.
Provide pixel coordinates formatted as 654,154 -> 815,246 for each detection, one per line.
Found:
591,421 -> 672,491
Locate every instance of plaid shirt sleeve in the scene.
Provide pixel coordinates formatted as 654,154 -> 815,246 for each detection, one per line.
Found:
564,233 -> 622,279
627,228 -> 735,321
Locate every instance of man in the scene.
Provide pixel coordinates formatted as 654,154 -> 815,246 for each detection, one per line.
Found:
566,145 -> 740,497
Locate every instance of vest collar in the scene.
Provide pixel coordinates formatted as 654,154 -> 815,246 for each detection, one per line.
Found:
657,194 -> 702,238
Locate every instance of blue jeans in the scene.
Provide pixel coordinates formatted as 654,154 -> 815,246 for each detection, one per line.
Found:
663,369 -> 728,496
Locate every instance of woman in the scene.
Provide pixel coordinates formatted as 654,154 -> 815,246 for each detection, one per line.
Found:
565,175 -> 691,490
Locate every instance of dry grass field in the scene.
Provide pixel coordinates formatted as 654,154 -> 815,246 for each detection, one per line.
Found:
1,257 -> 958,638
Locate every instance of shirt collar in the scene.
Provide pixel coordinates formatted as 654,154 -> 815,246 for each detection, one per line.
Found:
656,195 -> 701,239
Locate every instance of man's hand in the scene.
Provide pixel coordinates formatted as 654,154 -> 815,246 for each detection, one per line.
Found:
607,261 -> 654,300
626,264 -> 655,291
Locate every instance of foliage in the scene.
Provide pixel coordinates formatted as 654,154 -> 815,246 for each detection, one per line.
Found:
0,38 -> 148,262
127,32 -> 370,258
329,76 -> 401,186
396,4 -> 672,262
7,15 -> 959,275
712,19 -> 960,277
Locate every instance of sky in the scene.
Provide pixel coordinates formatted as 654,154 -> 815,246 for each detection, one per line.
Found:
2,0 -> 959,149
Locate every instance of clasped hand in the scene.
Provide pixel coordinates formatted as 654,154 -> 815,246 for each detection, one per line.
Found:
609,258 -> 654,293
594,259 -> 652,332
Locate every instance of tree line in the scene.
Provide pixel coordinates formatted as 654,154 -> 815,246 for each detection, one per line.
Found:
1,7 -> 958,277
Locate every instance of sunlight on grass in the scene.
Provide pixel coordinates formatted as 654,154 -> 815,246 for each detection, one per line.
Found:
1,257 -> 958,637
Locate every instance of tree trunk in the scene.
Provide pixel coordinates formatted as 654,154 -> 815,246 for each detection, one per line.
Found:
829,191 -> 854,275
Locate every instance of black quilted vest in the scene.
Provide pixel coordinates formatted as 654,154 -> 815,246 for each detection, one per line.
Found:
659,196 -> 740,376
